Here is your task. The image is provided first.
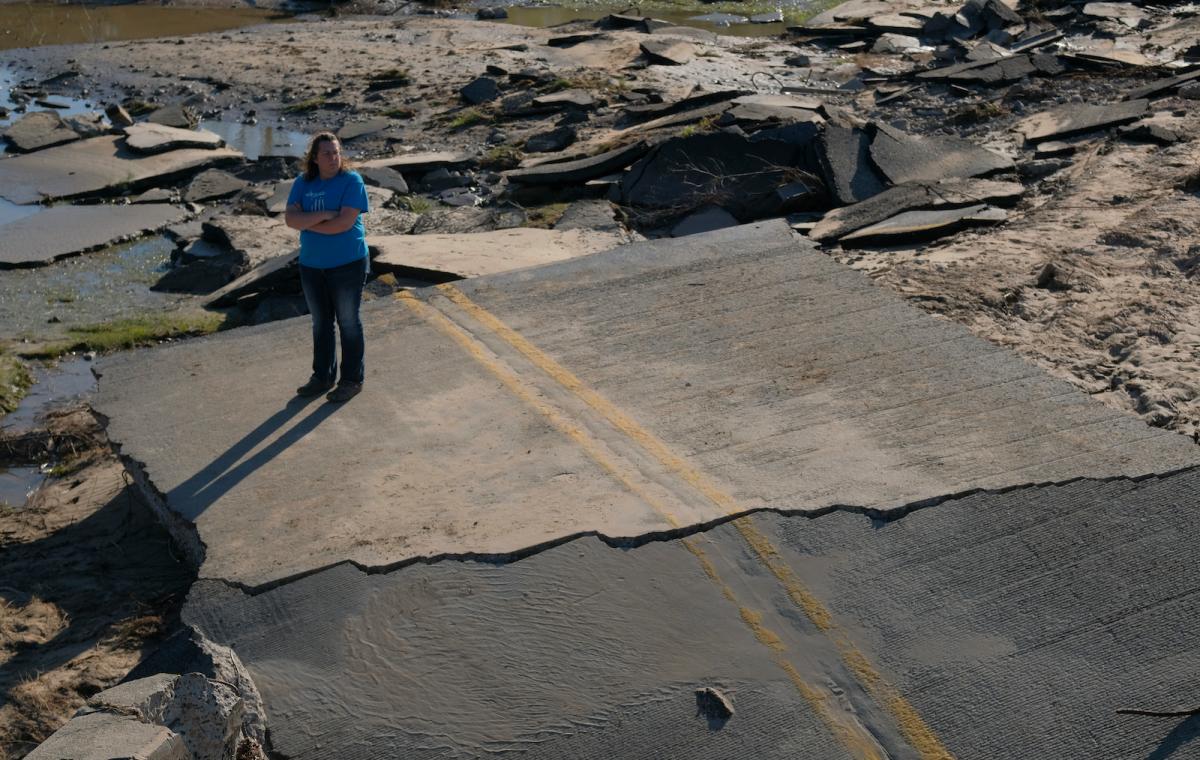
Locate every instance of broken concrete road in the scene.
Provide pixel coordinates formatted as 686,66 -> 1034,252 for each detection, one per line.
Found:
369,228 -> 624,279
96,220 -> 1200,758
96,221 -> 1196,587
183,470 -> 1200,759
1016,99 -> 1148,143
0,203 -> 189,267
0,135 -> 242,204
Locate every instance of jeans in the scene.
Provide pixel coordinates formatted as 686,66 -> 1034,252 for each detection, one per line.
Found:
299,257 -> 368,386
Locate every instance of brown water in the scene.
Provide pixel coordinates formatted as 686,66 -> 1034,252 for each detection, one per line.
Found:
0,3 -> 288,51
501,5 -> 792,36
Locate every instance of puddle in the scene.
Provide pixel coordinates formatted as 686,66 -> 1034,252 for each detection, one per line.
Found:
0,4 -> 289,52
500,4 -> 794,36
0,465 -> 42,509
2,357 -> 97,433
199,119 -> 309,160
0,234 -> 184,344
0,62 -> 105,156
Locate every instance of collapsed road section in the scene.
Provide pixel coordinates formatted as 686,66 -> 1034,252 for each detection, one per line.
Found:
92,221 -> 1200,757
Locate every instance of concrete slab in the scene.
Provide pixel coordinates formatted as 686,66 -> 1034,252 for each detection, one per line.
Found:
640,38 -> 695,65
0,203 -> 189,268
202,214 -> 296,270
0,136 -> 242,204
96,221 -> 1199,589
181,469 -> 1200,759
1017,99 -> 1148,143
123,123 -> 224,154
358,150 -> 474,174
2,110 -> 80,153
750,471 -> 1200,759
183,541 -> 861,760
369,227 -> 624,279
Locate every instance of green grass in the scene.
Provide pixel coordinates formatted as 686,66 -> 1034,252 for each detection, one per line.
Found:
448,108 -> 490,130
680,115 -> 719,138
396,194 -> 434,214
370,68 -> 412,84
0,351 -> 33,416
480,145 -> 524,171
23,311 -> 227,360
121,99 -> 159,116
381,106 -> 416,118
524,202 -> 571,229
281,96 -> 327,113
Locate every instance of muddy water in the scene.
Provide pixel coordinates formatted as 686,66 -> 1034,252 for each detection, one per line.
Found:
0,358 -> 96,509
0,3 -> 288,51
501,4 -> 795,35
199,119 -> 309,159
2,357 -> 96,433
0,235 -> 184,344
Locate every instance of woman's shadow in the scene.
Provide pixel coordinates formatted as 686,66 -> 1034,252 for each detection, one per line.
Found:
168,394 -> 342,521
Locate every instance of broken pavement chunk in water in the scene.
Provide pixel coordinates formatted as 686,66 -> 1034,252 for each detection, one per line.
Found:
2,110 -> 81,153
123,123 -> 224,154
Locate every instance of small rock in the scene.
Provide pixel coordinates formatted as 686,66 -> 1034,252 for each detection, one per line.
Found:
695,687 -> 734,721
439,187 -> 483,207
671,205 -> 738,237
524,126 -> 577,153
476,6 -> 507,19
460,76 -> 501,105
360,166 -> 410,195
147,102 -> 198,129
185,169 -> 250,202
423,167 -> 470,192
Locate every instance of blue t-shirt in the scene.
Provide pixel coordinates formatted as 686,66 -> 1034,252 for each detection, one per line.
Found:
287,170 -> 370,268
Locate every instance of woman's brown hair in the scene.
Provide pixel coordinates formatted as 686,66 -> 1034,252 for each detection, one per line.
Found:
302,131 -> 352,181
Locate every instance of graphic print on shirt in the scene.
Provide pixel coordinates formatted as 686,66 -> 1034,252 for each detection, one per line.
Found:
304,190 -> 327,212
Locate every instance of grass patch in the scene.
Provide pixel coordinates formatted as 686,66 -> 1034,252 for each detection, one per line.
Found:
23,311 -> 226,360
524,202 -> 570,229
480,145 -> 524,171
680,115 -> 719,138
0,351 -> 33,416
370,67 -> 411,84
396,194 -> 434,214
448,108 -> 490,130
282,96 -> 327,113
381,106 -> 416,118
121,99 -> 159,116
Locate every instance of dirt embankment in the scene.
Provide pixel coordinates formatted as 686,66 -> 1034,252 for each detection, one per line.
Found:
0,410 -> 194,759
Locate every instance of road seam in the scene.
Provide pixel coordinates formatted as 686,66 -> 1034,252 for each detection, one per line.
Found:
428,283 -> 955,760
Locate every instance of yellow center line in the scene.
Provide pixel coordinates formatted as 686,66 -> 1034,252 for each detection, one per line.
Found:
395,290 -> 885,760
432,283 -> 954,760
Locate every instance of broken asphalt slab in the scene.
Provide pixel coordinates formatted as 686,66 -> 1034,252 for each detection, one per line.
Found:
0,135 -> 242,204
504,141 -> 650,185
369,227 -> 625,279
869,123 -> 1013,184
95,220 -> 1199,588
1016,99 -> 1148,143
810,177 -> 1023,242
838,203 -> 1007,245
180,469 -> 1200,759
0,203 -> 189,268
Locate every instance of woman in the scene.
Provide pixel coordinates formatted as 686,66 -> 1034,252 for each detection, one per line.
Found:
285,132 -> 370,403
